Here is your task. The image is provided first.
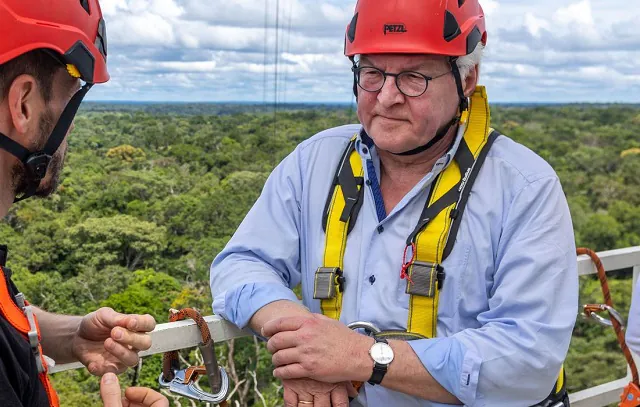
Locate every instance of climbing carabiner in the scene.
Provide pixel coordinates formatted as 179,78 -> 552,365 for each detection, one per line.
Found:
159,308 -> 230,405
583,303 -> 625,328
348,321 -> 381,336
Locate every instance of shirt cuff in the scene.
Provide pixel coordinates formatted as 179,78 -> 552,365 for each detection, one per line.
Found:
213,282 -> 301,329
408,337 -> 482,406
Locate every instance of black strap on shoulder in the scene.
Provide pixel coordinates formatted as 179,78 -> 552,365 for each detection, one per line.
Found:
406,130 -> 500,256
321,138 -> 364,234
442,130 -> 500,259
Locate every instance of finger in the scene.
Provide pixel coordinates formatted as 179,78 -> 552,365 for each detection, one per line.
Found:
262,316 -> 307,338
314,391 -> 331,407
331,385 -> 350,407
272,348 -> 302,367
99,373 -> 123,407
346,381 -> 360,398
105,338 -> 140,368
283,385 -> 299,407
111,327 -> 152,352
273,364 -> 308,380
124,387 -> 170,407
267,331 -> 300,354
99,308 -> 156,333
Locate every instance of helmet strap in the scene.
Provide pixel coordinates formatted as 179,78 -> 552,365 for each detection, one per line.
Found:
0,83 -> 92,202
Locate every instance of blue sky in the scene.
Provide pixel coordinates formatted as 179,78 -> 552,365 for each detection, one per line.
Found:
90,0 -> 640,103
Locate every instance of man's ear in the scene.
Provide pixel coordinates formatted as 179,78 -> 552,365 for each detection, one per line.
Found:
7,74 -> 41,137
463,65 -> 479,97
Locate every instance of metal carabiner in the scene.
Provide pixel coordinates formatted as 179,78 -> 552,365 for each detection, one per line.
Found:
583,304 -> 626,328
159,366 -> 230,403
347,321 -> 381,336
160,308 -> 231,404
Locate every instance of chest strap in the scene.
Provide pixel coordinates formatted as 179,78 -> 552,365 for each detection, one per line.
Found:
314,137 -> 365,320
0,254 -> 60,407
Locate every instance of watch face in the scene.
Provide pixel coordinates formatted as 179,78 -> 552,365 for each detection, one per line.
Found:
370,342 -> 394,365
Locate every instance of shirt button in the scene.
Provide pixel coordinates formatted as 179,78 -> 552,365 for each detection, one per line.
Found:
369,275 -> 376,284
362,147 -> 369,154
377,225 -> 384,234
366,179 -> 372,186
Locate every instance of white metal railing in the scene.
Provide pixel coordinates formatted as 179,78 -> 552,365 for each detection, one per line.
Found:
51,246 -> 640,407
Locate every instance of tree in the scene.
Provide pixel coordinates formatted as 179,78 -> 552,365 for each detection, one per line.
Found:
65,215 -> 166,272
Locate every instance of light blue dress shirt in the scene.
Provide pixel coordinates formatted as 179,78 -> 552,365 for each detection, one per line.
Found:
210,123 -> 578,406
626,278 -> 640,356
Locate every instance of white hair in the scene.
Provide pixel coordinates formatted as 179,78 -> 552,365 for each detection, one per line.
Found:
456,43 -> 485,80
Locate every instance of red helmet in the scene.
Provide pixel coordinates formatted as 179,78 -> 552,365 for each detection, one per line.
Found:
0,0 -> 109,84
344,0 -> 487,58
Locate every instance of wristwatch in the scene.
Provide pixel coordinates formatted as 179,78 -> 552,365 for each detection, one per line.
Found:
368,336 -> 394,385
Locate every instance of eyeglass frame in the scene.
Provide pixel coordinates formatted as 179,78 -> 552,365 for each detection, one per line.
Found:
351,65 -> 452,97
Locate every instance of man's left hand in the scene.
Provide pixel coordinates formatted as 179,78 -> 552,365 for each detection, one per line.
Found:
72,307 -> 156,375
263,314 -> 372,383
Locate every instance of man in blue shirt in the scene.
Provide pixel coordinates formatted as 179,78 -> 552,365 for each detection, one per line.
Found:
210,0 -> 578,406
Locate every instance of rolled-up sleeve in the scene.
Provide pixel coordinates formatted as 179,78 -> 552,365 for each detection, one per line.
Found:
410,176 -> 578,406
210,146 -> 305,328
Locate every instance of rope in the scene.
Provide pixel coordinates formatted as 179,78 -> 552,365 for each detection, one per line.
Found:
579,247 -> 639,385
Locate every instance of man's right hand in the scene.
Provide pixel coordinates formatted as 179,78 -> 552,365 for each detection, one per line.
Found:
283,378 -> 358,407
100,373 -> 169,407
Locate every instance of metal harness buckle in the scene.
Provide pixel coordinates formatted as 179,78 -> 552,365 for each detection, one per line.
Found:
313,267 -> 344,300
405,261 -> 445,297
15,293 -> 45,373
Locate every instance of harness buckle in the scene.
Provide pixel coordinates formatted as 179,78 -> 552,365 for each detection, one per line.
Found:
313,267 -> 344,300
405,261 -> 445,297
23,304 -> 45,373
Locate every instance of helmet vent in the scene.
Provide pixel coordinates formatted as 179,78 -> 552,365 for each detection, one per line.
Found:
347,13 -> 358,43
443,10 -> 462,42
80,0 -> 90,14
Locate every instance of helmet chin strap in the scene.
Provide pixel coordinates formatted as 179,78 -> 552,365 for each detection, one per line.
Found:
0,83 -> 92,202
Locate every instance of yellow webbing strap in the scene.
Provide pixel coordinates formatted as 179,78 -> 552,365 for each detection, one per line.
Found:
319,136 -> 363,320
556,365 -> 565,394
406,86 -> 491,338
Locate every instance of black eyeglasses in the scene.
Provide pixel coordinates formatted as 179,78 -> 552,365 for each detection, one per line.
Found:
352,65 -> 451,97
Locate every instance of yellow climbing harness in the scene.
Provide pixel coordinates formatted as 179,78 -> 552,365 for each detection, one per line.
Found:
314,86 -> 493,339
313,86 -> 568,406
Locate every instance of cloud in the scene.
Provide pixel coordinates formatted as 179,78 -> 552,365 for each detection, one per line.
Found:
88,0 -> 640,103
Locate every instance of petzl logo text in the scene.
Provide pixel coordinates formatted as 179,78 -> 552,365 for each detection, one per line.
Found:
384,24 -> 407,35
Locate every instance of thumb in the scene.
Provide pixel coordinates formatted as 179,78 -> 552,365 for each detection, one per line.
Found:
100,373 -> 123,407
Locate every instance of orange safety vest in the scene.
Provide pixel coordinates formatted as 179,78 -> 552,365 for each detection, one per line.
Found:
0,266 -> 60,407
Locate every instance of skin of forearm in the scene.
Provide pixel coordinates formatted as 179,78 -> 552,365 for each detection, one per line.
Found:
249,300 -> 312,334
34,307 -> 82,363
351,338 -> 462,405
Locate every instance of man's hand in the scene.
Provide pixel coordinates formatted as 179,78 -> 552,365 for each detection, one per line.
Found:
100,373 -> 169,407
283,379 -> 357,407
263,314 -> 373,383
72,307 -> 156,375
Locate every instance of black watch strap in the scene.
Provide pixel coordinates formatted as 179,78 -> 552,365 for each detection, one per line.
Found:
368,337 -> 389,385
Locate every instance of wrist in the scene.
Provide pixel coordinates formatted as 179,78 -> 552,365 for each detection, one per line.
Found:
352,335 -> 376,382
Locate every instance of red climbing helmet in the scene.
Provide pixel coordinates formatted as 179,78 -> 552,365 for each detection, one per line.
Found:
344,0 -> 487,58
0,0 -> 109,83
